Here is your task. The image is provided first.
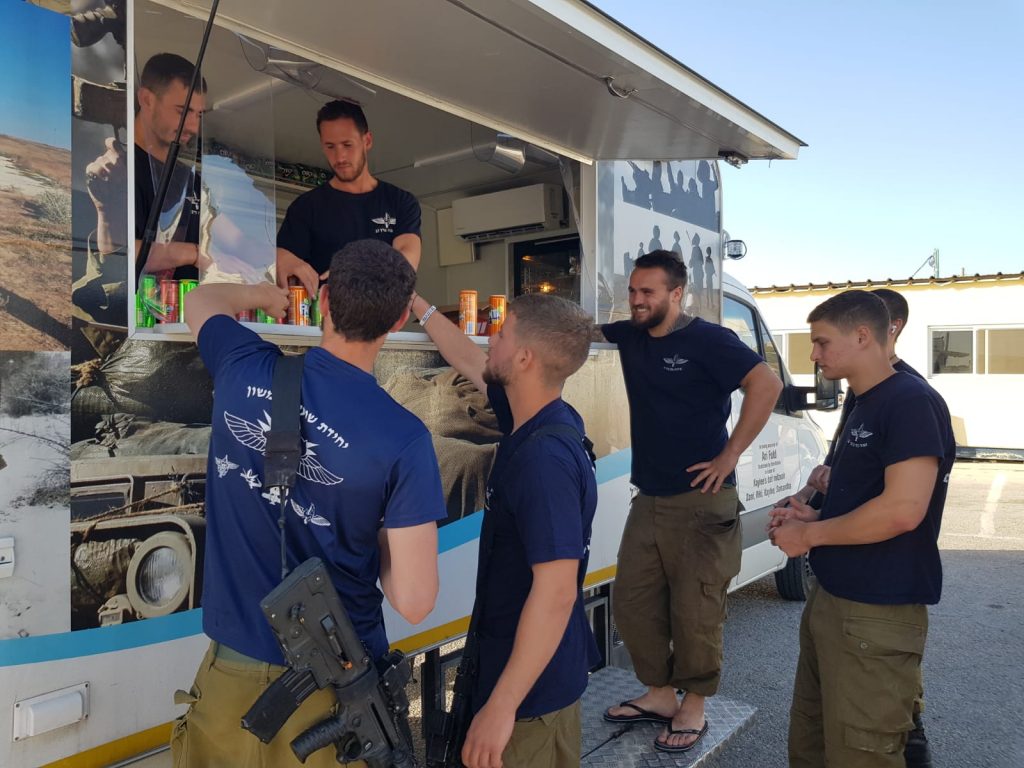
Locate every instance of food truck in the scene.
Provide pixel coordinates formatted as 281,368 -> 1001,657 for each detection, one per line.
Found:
0,1 -> 836,764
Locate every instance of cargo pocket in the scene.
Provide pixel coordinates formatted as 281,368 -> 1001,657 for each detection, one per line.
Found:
839,614 -> 925,753
170,684 -> 201,768
693,492 -> 742,584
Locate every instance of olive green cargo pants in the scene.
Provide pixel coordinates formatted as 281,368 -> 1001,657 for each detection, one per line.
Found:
789,585 -> 928,768
613,488 -> 742,695
171,641 -> 368,768
501,699 -> 582,768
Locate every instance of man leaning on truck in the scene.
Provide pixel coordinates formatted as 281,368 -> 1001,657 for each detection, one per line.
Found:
599,249 -> 782,754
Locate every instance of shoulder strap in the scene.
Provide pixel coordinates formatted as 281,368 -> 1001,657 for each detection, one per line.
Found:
265,352 -> 305,578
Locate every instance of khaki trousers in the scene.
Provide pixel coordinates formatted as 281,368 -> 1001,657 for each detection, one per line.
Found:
613,488 -> 741,695
502,700 -> 582,768
789,585 -> 928,768
171,641 -> 367,768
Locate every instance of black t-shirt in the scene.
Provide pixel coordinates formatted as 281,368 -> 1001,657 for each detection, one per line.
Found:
825,358 -> 924,466
473,385 -> 600,719
601,317 -> 763,495
276,180 -> 421,275
811,372 -> 955,605
134,144 -> 200,281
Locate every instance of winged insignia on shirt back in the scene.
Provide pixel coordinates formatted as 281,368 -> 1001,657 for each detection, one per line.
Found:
224,410 -> 344,486
291,499 -> 331,527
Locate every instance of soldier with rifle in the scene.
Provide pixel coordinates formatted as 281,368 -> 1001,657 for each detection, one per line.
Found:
178,239 -> 446,767
415,292 -> 599,768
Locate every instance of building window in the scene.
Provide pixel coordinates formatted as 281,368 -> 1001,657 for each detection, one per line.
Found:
987,329 -> 1024,373
931,330 -> 973,374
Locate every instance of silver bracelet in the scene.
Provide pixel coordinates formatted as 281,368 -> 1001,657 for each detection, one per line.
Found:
419,304 -> 438,326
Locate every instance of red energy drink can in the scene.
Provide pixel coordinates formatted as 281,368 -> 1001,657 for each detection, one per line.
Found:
158,278 -> 179,323
289,285 -> 310,326
236,309 -> 255,322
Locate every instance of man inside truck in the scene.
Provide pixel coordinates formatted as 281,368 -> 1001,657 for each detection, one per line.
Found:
176,240 -> 446,767
599,250 -> 783,754
770,290 -> 954,768
412,290 -> 599,768
276,99 -> 422,297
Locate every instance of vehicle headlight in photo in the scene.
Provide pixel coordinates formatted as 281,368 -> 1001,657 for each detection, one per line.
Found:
126,531 -> 193,618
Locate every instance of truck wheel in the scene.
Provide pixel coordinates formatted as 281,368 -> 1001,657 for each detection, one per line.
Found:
774,554 -> 814,601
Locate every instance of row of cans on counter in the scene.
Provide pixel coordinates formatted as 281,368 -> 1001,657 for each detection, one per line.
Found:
459,291 -> 506,336
136,278 -> 321,327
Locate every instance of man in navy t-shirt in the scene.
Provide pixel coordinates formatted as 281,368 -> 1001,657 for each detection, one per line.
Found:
174,240 -> 445,767
276,100 -> 421,297
600,250 -> 782,754
770,290 -> 955,768
412,291 -> 599,768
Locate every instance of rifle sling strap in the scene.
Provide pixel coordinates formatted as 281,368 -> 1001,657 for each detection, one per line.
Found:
266,352 -> 306,579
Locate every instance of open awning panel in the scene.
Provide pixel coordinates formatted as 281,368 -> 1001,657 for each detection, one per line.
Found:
153,0 -> 804,163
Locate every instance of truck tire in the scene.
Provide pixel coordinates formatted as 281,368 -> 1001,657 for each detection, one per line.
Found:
774,554 -> 814,601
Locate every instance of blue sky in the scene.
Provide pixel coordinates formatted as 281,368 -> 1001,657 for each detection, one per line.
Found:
592,0 -> 1024,286
0,0 -> 70,149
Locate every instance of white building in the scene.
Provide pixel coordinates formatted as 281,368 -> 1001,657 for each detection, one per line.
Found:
750,272 -> 1024,457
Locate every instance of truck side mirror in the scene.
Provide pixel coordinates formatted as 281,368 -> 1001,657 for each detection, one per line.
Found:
784,364 -> 842,412
814,365 -> 842,411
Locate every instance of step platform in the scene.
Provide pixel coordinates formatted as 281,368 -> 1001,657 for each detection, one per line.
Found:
580,666 -> 755,767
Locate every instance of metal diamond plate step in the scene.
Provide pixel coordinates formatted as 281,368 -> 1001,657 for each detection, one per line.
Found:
581,666 -> 756,767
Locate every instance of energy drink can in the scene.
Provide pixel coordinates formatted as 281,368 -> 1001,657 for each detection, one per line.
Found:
136,274 -> 157,328
488,294 -> 506,335
289,285 -> 310,326
237,309 -> 255,322
459,290 -> 478,335
158,278 -> 179,323
255,309 -> 277,324
178,279 -> 198,318
310,296 -> 322,328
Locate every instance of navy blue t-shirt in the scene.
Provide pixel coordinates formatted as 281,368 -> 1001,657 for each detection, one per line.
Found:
811,372 -> 955,605
197,316 -> 445,663
825,358 -> 924,465
473,385 -> 600,719
277,180 -> 421,275
602,317 -> 763,495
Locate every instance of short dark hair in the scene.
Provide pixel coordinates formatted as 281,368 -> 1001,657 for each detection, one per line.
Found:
871,288 -> 909,337
326,240 -> 415,341
633,250 -> 688,291
140,53 -> 207,95
509,294 -> 593,387
316,100 -> 369,134
807,290 -> 889,344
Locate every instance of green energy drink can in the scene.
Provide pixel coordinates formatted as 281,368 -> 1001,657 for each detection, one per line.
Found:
136,275 -> 157,328
255,309 -> 277,324
178,279 -> 198,318
310,296 -> 322,327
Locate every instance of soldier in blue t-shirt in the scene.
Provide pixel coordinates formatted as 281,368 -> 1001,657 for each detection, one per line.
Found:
786,288 -> 934,766
276,100 -> 422,296
412,291 -> 599,768
598,250 -> 783,754
175,240 -> 446,767
770,290 -> 955,768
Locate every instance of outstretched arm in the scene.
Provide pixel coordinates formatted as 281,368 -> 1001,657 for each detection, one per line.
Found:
184,281 -> 289,340
412,293 -> 487,393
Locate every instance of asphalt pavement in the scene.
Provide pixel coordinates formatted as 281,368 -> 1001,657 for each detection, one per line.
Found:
703,460 -> 1024,768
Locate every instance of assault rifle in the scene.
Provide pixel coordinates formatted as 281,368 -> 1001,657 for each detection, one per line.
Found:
241,557 -> 417,767
423,629 -> 478,768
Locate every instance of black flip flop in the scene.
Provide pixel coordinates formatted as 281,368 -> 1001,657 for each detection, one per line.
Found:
654,719 -> 709,753
603,700 -> 673,724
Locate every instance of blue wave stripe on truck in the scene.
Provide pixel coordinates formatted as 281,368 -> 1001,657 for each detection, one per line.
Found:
0,449 -> 632,666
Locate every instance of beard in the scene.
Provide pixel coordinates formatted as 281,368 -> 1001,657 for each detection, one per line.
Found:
482,360 -> 510,387
629,300 -> 669,330
333,152 -> 367,183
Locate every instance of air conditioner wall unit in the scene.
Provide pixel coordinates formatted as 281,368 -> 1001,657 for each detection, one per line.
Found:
452,183 -> 564,242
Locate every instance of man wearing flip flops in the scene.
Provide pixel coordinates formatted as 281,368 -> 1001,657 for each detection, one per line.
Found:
597,250 -> 782,754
